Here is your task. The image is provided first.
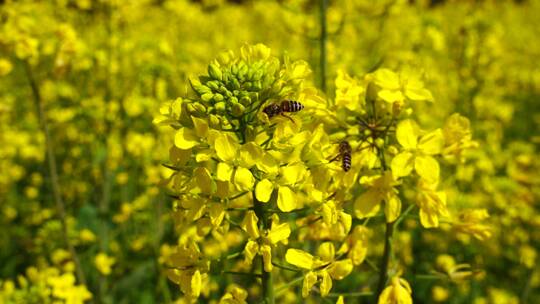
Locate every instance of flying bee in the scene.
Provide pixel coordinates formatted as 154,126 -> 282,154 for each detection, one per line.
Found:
329,141 -> 352,172
262,99 -> 304,122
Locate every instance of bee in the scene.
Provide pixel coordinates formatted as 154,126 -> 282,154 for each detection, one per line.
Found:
329,141 -> 352,172
262,100 -> 304,121
339,141 -> 352,172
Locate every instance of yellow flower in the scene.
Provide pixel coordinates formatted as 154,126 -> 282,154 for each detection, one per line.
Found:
165,242 -> 210,300
241,213 -> 291,272
219,284 -> 248,304
335,69 -> 365,113
285,242 -> 353,297
377,276 -> 413,304
0,58 -> 13,76
416,179 -> 448,228
452,209 -> 492,241
391,119 -> 444,183
354,172 -> 402,222
94,253 -> 116,276
79,229 -> 96,243
254,161 -> 307,212
435,254 -> 474,282
373,68 -> 434,106
213,133 -> 259,192
339,226 -> 370,266
442,113 -> 477,162
432,285 -> 449,302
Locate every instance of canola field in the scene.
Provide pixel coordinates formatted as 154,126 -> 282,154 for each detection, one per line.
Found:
0,0 -> 539,303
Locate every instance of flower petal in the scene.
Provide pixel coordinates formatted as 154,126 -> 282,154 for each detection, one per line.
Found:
277,186 -> 296,212
384,193 -> 402,223
267,223 -> 291,244
415,155 -> 440,183
174,128 -> 199,149
285,249 -> 314,269
234,167 -> 255,191
214,134 -> 238,162
396,119 -> 419,149
353,190 -> 381,219
418,129 -> 444,155
255,179 -> 274,203
216,162 -> 234,181
391,152 -> 415,179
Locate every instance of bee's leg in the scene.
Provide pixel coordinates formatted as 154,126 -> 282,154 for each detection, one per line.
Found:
327,154 -> 340,163
280,113 -> 296,124
325,191 -> 337,200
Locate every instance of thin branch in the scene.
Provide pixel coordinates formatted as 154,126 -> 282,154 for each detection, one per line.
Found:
24,61 -> 87,286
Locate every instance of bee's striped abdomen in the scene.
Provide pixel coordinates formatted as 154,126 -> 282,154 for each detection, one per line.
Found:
281,100 -> 304,113
339,141 -> 352,172
342,154 -> 352,172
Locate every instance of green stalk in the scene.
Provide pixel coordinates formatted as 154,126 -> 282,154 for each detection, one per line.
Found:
319,0 -> 328,94
253,192 -> 274,304
24,62 -> 87,287
376,222 -> 394,297
375,147 -> 393,299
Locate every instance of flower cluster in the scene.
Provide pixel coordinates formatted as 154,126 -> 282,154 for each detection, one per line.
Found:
157,44 -> 490,303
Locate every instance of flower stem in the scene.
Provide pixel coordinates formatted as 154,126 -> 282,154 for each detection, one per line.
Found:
375,146 -> 393,299
24,61 -> 87,287
253,192 -> 274,304
376,221 -> 394,297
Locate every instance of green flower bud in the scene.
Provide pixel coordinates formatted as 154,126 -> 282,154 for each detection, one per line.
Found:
193,102 -> 206,114
240,96 -> 251,106
238,64 -> 248,78
231,78 -> 241,90
218,85 -> 229,95
201,93 -> 214,102
229,97 -> 239,104
253,81 -> 262,90
364,129 -> 372,136
366,82 -> 378,104
192,84 -> 211,96
375,138 -> 385,148
209,114 -> 221,128
231,103 -> 245,117
207,80 -> 220,91
186,103 -> 197,114
329,132 -> 347,141
387,145 -> 399,155
253,69 -> 264,81
346,116 -> 357,124
245,125 -> 256,141
213,93 -> 224,102
249,92 -> 259,102
231,64 -> 239,76
208,63 -> 222,81
215,102 -> 226,112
